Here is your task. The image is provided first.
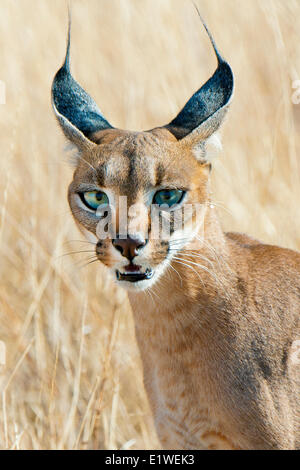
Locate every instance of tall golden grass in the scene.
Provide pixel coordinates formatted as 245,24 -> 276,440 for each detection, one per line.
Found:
0,0 -> 299,450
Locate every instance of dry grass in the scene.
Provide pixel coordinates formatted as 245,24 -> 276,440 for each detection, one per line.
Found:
0,0 -> 299,450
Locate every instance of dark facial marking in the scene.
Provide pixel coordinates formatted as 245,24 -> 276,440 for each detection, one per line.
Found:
251,339 -> 273,381
155,163 -> 166,186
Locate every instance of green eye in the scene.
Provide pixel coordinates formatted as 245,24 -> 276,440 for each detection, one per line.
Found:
153,189 -> 185,208
81,191 -> 109,210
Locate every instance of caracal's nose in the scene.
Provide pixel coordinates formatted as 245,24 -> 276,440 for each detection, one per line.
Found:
112,235 -> 147,261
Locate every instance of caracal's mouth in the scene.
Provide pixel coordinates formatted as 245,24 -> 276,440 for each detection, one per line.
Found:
116,264 -> 154,283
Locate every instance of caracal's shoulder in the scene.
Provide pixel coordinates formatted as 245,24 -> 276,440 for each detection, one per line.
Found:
226,231 -> 300,273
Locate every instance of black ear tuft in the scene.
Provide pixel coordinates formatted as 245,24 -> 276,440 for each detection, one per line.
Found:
51,16 -> 113,139
165,12 -> 234,140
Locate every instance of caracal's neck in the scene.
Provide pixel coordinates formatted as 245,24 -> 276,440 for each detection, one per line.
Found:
128,207 -> 232,326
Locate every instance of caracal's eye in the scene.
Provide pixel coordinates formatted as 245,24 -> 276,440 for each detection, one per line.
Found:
153,189 -> 185,208
81,191 -> 109,210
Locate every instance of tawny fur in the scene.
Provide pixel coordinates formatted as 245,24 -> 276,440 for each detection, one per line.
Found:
65,129 -> 299,450
130,215 -> 300,450
51,16 -> 299,449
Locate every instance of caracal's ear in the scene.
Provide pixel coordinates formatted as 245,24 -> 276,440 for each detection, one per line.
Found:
164,9 -> 234,155
51,15 -> 113,153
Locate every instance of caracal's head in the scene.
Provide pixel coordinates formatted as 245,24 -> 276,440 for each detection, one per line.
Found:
51,13 -> 234,292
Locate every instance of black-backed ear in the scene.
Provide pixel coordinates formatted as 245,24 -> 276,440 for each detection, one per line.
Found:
51,15 -> 113,151
165,11 -> 234,145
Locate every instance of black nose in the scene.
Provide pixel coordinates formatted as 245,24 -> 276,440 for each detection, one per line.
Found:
112,235 -> 147,261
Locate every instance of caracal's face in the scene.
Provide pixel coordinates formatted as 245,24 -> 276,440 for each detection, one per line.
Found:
52,10 -> 233,291
68,128 -> 210,291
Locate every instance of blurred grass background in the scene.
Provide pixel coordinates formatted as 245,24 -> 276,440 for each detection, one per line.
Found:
0,0 -> 299,449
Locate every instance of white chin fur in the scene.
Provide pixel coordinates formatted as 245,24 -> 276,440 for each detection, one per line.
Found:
115,278 -> 155,292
